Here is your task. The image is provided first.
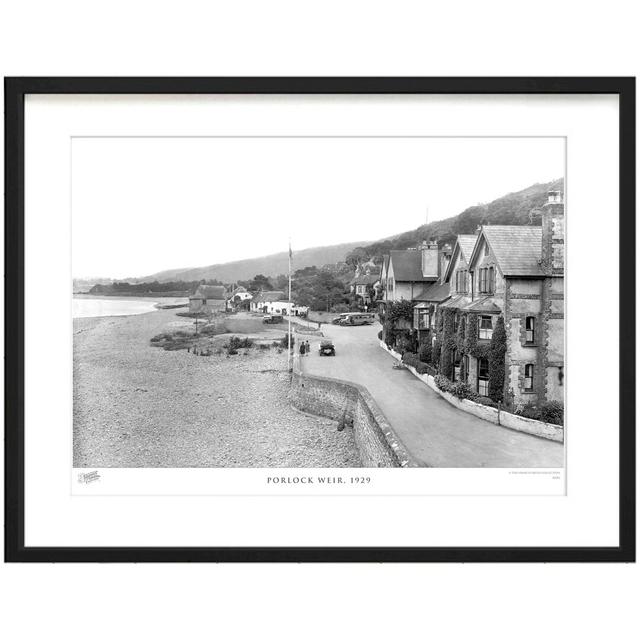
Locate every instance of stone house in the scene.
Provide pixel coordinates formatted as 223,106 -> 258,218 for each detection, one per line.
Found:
350,273 -> 380,307
188,284 -> 226,314
379,241 -> 452,338
249,290 -> 286,313
438,191 -> 564,405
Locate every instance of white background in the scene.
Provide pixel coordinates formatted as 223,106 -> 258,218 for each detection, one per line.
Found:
28,95 -> 601,546
1,2 -> 638,640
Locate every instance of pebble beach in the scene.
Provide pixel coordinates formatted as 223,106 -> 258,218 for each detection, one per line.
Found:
73,309 -> 361,468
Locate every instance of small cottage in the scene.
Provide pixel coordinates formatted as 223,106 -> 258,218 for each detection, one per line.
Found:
189,284 -> 226,314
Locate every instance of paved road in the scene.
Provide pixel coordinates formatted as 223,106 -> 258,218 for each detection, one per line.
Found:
299,322 -> 564,468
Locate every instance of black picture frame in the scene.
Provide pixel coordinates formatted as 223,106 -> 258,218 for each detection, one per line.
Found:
4,77 -> 636,563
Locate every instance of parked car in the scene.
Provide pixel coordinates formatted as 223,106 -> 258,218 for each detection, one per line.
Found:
263,314 -> 283,324
338,313 -> 375,326
331,313 -> 349,325
318,340 -> 336,356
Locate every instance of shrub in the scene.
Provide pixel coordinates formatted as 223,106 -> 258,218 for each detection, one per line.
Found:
449,381 -> 478,401
386,300 -> 415,323
431,338 -> 441,368
227,348 -> 238,355
278,334 -> 294,349
415,361 -> 434,375
434,374 -> 453,393
488,315 -> 507,403
439,309 -> 456,378
401,352 -> 433,375
540,401 -> 564,425
226,336 -> 253,350
258,343 -> 270,350
514,402 -> 563,424
396,334 -> 415,354
377,330 -> 383,341
402,352 -> 419,367
418,342 -> 432,363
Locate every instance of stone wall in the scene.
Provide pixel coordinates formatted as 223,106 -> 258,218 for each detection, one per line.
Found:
289,361 -> 418,468
381,341 -> 564,443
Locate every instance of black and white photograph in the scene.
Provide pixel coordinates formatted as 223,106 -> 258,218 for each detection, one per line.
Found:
72,136 -> 566,470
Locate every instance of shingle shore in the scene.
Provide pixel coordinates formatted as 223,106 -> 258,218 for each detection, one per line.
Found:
73,309 -> 361,468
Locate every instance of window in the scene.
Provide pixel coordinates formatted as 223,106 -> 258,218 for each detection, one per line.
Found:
524,364 -> 534,391
477,267 -> 494,294
478,357 -> 489,396
456,269 -> 467,294
479,315 -> 493,340
414,308 -> 429,330
478,268 -> 486,293
484,242 -> 489,257
525,316 -> 535,344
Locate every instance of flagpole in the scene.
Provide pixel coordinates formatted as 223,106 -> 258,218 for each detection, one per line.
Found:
288,239 -> 292,372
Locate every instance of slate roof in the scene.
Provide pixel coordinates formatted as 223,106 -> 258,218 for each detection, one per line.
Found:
195,284 -> 226,300
439,295 -> 471,310
464,297 -> 502,314
413,282 -> 451,302
457,234 -> 479,261
477,226 -> 544,276
252,290 -> 286,303
389,249 -> 437,282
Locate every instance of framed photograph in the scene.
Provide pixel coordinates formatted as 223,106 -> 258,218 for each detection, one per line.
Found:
4,77 -> 635,562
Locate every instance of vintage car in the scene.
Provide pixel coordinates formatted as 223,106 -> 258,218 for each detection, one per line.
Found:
338,313 -> 375,326
262,314 -> 284,324
318,340 -> 336,356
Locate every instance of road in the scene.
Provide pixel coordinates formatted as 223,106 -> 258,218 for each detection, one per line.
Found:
299,322 -> 564,468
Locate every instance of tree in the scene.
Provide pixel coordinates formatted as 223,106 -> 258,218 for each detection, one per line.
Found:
488,315 -> 507,403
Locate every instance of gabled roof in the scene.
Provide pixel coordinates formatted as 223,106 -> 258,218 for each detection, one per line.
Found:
381,255 -> 390,277
413,282 -> 451,303
389,249 -> 436,282
191,285 -> 225,300
196,284 -> 226,300
444,234 -> 479,282
252,290 -> 285,303
471,226 -> 544,276
457,235 -> 478,262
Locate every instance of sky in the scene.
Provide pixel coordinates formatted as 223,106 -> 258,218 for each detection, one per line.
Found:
72,136 -> 564,279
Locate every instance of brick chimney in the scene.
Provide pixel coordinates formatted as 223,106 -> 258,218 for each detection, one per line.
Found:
420,240 -> 439,278
541,191 -> 564,275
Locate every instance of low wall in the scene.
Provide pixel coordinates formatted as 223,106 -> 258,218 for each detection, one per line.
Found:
289,360 -> 418,467
380,342 -> 564,443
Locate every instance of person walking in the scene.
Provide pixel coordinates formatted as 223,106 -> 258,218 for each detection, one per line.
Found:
305,340 -> 311,356
299,340 -> 306,358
